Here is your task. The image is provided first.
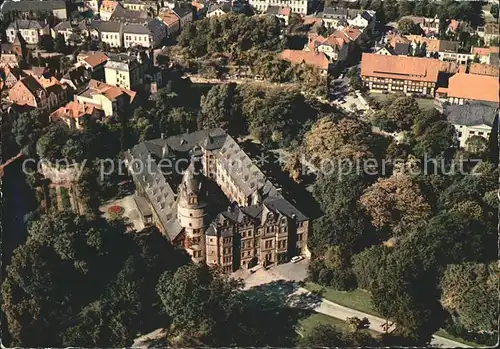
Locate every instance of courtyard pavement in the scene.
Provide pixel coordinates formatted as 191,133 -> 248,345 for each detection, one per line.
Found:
99,194 -> 145,231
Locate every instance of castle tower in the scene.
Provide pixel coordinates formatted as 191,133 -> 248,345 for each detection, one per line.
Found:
177,160 -> 207,263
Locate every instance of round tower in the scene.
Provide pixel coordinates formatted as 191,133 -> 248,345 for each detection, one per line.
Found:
177,161 -> 207,263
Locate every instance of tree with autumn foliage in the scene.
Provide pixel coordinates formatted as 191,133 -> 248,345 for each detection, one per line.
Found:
359,173 -> 431,238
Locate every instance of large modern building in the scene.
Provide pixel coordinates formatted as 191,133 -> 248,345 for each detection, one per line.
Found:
360,53 -> 441,96
124,128 -> 310,272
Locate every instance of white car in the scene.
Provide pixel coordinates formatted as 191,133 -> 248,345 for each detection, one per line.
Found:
291,256 -> 304,263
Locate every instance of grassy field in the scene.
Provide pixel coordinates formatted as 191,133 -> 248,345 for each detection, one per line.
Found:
368,93 -> 436,111
435,329 -> 482,348
305,282 -> 379,316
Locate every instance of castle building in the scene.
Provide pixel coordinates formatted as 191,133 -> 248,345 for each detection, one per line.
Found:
124,128 -> 310,272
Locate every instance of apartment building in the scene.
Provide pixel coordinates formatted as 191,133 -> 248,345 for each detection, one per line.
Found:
123,0 -> 157,12
250,0 -> 310,15
322,7 -> 375,31
75,79 -> 136,117
98,21 -> 123,48
6,20 -> 49,45
124,128 -> 310,272
360,53 -> 441,96
8,75 -> 66,112
104,54 -> 144,90
123,19 -> 166,49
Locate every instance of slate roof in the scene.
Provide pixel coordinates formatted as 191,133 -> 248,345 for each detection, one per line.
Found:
123,23 -> 151,35
393,42 -> 410,55
438,40 -> 459,53
1,0 -> 66,13
266,5 -> 280,15
97,21 -> 122,33
7,19 -> 45,30
126,128 -> 307,240
208,2 -> 231,13
110,6 -> 149,23
173,6 -> 192,19
445,102 -> 498,127
323,7 -> 348,18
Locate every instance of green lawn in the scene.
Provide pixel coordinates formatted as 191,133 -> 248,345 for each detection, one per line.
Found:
435,329 -> 482,348
298,312 -> 379,338
306,283 -> 482,347
305,282 -> 379,316
368,93 -> 436,111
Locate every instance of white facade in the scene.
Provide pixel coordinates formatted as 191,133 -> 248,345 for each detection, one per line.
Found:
453,123 -> 492,148
249,0 -> 309,15
7,27 -> 42,45
101,30 -> 123,47
206,9 -> 228,18
124,33 -> 153,48
84,0 -> 99,13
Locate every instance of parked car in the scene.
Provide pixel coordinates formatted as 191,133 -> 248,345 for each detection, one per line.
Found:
291,256 -> 304,263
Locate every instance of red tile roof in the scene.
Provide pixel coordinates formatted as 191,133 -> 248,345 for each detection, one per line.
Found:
445,73 -> 499,103
471,46 -> 499,56
84,51 -> 108,68
280,50 -> 330,70
50,101 -> 96,120
361,53 -> 441,83
468,63 -> 499,77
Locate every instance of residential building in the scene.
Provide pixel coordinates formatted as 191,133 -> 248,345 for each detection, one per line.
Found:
104,54 -> 144,90
50,101 -> 104,129
124,128 -> 310,271
0,34 -> 27,66
0,65 -> 28,89
110,5 -> 150,23
322,7 -> 375,31
304,31 -> 350,62
123,0 -> 157,12
6,20 -> 49,45
123,19 -> 166,49
207,3 -> 232,18
158,10 -> 181,36
280,49 -> 330,73
98,21 -> 123,48
435,73 -> 499,105
77,51 -> 109,75
444,102 -> 498,148
172,6 -> 194,27
52,20 -> 92,44
360,53 -> 441,96
100,1 -> 121,21
83,0 -> 99,13
0,0 -> 68,20
401,16 -> 440,35
483,23 -> 499,46
60,66 -> 92,93
75,79 -> 136,117
266,6 -> 291,25
471,46 -> 499,65
468,63 -> 499,77
249,0 -> 310,15
406,36 -> 474,64
8,75 -> 66,111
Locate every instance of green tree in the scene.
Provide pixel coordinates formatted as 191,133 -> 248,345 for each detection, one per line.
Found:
398,17 -> 416,34
491,4 -> 499,19
198,83 -> 239,134
156,264 -> 245,344
360,173 -> 431,237
440,262 -> 498,333
54,33 -> 67,53
465,135 -> 488,157
385,95 -> 421,131
12,110 -> 45,155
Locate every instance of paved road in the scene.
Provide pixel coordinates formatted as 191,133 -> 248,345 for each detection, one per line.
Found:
238,260 -> 471,348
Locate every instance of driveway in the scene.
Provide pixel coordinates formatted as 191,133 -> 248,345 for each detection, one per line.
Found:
237,258 -> 470,348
